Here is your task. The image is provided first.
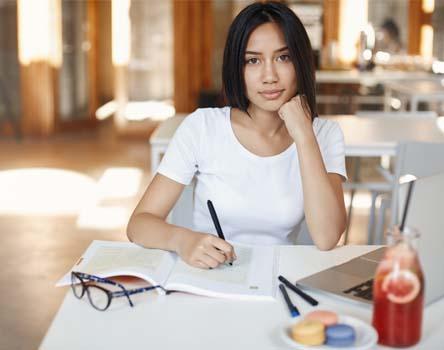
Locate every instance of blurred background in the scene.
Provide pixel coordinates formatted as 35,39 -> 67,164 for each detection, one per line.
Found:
0,1 -> 444,349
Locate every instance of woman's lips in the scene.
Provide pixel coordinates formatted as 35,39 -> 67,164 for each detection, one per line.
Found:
260,89 -> 284,100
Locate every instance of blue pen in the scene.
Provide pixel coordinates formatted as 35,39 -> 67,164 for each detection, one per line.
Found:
279,283 -> 300,317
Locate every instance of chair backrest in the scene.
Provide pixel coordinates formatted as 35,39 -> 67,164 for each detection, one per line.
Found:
390,141 -> 444,225
356,111 -> 437,119
292,219 -> 314,245
167,180 -> 195,230
398,172 -> 444,305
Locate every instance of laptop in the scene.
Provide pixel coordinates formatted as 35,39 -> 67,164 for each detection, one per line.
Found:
297,172 -> 444,306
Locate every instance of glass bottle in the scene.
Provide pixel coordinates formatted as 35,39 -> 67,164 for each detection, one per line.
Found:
372,226 -> 424,347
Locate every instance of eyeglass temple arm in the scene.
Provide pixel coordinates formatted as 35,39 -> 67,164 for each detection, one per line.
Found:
112,285 -> 165,298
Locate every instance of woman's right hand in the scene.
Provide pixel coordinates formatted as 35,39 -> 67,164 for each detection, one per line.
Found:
175,230 -> 237,269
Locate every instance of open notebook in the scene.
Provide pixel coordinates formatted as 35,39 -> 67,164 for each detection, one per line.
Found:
57,240 -> 279,301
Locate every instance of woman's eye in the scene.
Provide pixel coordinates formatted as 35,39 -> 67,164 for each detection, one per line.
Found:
246,57 -> 260,64
277,54 -> 290,62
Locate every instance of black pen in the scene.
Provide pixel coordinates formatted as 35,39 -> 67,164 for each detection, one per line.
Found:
279,284 -> 300,317
278,275 -> 319,306
207,200 -> 232,266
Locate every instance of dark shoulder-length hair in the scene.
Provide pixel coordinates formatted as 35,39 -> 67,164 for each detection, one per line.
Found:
222,1 -> 317,120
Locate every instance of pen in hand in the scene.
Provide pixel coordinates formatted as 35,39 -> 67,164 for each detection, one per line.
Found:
207,200 -> 233,266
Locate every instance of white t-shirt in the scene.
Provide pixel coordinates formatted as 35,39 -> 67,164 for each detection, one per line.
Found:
157,107 -> 347,245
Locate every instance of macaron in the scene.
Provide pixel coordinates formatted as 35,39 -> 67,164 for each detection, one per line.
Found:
325,323 -> 356,347
305,310 -> 338,326
291,319 -> 325,346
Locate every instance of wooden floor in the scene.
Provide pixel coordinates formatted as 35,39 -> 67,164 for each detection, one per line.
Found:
0,123 -> 373,350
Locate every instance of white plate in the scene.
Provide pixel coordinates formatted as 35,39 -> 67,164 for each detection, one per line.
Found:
280,315 -> 378,350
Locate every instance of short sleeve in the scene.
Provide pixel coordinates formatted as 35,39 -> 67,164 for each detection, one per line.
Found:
315,120 -> 348,181
156,110 -> 203,185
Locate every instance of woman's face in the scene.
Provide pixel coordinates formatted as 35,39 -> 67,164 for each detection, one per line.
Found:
244,22 -> 297,113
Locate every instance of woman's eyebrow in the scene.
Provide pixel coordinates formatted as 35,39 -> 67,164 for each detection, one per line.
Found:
245,46 -> 289,55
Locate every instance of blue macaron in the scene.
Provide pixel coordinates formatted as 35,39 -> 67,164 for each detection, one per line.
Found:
325,324 -> 356,347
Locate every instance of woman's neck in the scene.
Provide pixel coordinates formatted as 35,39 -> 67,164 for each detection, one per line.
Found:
245,105 -> 285,137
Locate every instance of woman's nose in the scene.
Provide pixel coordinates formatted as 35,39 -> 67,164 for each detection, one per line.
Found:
261,60 -> 278,84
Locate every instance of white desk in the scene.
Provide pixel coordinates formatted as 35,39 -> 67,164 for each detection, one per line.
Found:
329,115 -> 444,157
40,245 -> 444,350
149,114 -> 444,173
384,79 -> 444,112
316,70 -> 435,86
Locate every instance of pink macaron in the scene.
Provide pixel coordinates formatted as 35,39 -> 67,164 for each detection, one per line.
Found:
305,310 -> 338,327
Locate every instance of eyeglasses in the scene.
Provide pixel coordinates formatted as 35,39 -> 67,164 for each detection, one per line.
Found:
71,271 -> 165,311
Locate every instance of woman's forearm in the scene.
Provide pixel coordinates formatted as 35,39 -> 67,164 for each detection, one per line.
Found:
127,211 -> 236,268
127,213 -> 189,252
295,131 -> 347,250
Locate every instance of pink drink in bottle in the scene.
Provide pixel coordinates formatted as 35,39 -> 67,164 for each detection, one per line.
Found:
372,227 -> 424,347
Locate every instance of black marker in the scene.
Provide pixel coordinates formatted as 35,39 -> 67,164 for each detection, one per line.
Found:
278,275 -> 319,306
207,200 -> 232,266
279,284 -> 300,317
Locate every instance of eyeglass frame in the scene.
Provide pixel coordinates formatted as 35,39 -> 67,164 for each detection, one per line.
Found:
71,271 -> 165,311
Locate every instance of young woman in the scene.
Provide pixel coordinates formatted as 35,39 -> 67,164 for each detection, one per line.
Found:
127,1 -> 347,269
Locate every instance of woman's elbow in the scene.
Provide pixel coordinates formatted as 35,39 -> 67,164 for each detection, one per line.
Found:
126,215 -> 137,242
315,239 -> 337,251
314,228 -> 343,251
126,226 -> 133,243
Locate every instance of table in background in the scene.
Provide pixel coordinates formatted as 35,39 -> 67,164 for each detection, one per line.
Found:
149,114 -> 444,173
315,70 -> 435,85
384,79 -> 444,112
315,70 -> 440,112
40,245 -> 444,350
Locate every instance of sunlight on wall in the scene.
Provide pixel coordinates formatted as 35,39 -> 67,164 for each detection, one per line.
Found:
420,24 -> 434,59
112,0 -> 130,65
17,0 -> 62,66
338,0 -> 368,65
422,0 -> 435,13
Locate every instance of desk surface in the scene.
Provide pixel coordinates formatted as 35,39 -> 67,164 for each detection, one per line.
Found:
40,245 -> 444,350
150,114 -> 444,158
329,115 -> 444,157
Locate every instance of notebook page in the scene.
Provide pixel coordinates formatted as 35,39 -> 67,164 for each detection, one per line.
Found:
165,244 -> 278,300
56,240 -> 177,288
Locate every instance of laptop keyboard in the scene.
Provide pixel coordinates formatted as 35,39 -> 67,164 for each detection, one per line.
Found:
342,279 -> 374,301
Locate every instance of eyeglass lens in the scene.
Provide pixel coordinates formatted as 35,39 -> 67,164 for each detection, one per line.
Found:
86,285 -> 111,311
71,273 -> 84,298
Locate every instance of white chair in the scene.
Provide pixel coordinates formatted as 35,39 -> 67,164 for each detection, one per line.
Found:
167,179 -> 196,230
343,111 -> 438,244
373,141 -> 444,244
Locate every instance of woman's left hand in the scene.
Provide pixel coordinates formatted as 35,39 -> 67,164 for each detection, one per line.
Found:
278,95 -> 313,142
